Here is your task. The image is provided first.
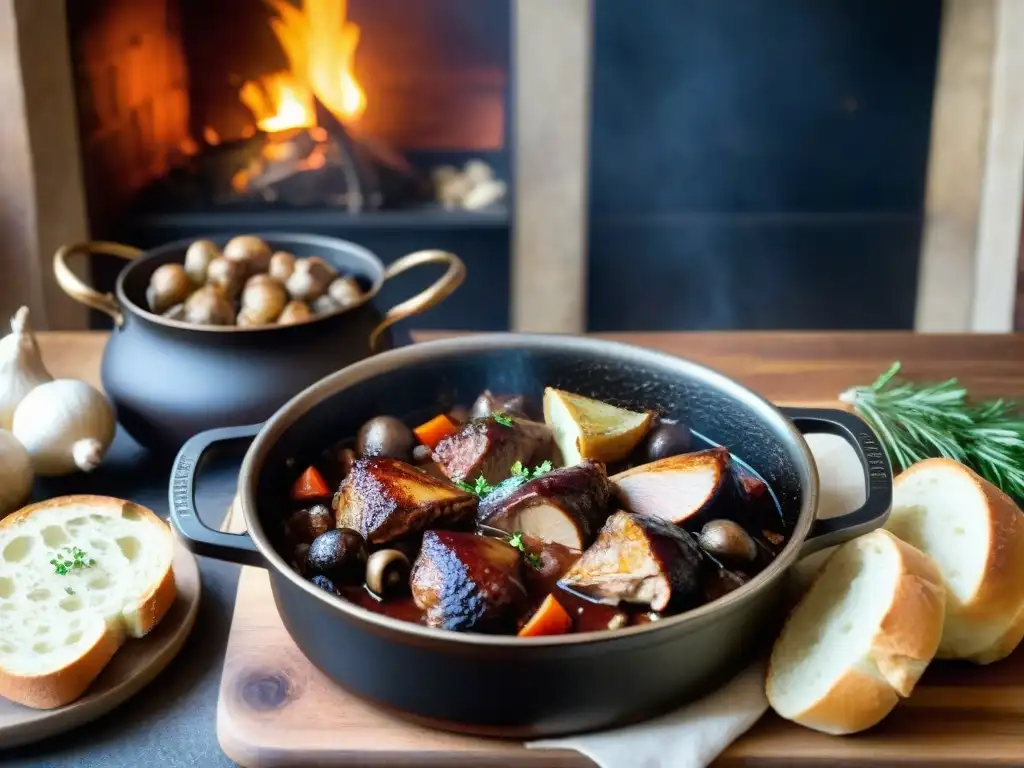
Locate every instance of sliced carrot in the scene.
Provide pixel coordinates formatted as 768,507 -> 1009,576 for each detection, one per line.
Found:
413,413 -> 460,450
291,465 -> 330,501
518,594 -> 573,637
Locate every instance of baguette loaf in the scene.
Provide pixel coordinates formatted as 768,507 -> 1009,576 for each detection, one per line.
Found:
885,458 -> 1024,664
0,495 -> 176,708
766,529 -> 945,735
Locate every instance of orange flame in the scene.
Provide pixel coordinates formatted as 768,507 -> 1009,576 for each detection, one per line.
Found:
240,0 -> 366,134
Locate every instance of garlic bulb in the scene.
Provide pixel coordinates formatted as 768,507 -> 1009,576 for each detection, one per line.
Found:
0,307 -> 53,430
0,428 -> 33,518
12,380 -> 115,476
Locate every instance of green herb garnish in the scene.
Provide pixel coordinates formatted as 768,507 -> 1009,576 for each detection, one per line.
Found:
65,586 -> 75,595
455,475 -> 494,496
507,531 -> 543,569
50,547 -> 96,576
511,460 -> 553,480
492,411 -> 514,427
841,361 -> 1024,499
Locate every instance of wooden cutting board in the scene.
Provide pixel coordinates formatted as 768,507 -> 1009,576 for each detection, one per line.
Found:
214,335 -> 1024,767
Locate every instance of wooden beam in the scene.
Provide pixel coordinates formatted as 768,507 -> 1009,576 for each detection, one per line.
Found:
0,0 -> 89,330
512,0 -> 593,333
971,0 -> 1024,331
915,0 -> 996,332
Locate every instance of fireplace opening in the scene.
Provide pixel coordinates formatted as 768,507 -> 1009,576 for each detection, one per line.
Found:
67,0 -> 511,232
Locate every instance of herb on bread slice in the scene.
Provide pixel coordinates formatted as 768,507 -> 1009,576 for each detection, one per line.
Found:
766,529 -> 945,735
0,495 -> 176,709
885,458 -> 1024,664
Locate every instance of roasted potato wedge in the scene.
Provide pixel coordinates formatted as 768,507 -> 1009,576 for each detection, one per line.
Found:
543,387 -> 654,464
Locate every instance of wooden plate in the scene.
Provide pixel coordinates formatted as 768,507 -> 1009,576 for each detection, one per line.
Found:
0,538 -> 201,749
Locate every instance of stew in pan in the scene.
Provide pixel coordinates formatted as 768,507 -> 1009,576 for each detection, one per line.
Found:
278,387 -> 786,637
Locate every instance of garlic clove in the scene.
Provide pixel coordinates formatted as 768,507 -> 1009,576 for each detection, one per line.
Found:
0,428 -> 33,519
0,306 -> 53,430
12,379 -> 115,476
72,438 -> 105,473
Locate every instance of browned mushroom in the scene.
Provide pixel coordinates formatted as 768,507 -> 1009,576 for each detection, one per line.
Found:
223,235 -> 272,276
206,257 -> 244,300
327,276 -> 363,308
278,300 -> 313,325
269,251 -> 297,283
311,294 -> 342,315
698,519 -> 758,564
365,549 -> 411,597
146,264 -> 193,314
183,240 -> 220,284
238,278 -> 287,325
183,285 -> 236,325
286,257 -> 336,302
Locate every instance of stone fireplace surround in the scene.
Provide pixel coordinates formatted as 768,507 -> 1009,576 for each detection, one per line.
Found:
0,0 -> 1021,333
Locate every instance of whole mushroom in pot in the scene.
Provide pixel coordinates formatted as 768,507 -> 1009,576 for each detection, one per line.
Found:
238,278 -> 288,326
278,300 -> 313,325
223,235 -> 272,276
205,257 -> 244,300
286,257 -> 336,302
327,276 -> 363,309
146,264 -> 193,314
365,549 -> 411,597
183,240 -> 220,284
268,251 -> 297,284
183,285 -> 236,326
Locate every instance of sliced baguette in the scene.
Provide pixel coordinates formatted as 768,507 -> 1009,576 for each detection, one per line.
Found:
884,458 -> 1024,664
766,529 -> 945,735
0,495 -> 176,709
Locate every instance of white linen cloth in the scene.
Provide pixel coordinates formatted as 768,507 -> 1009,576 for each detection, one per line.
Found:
526,433 -> 866,768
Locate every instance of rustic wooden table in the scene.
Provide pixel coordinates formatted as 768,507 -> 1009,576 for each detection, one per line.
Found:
10,330 -> 1024,768
39,329 -> 1024,403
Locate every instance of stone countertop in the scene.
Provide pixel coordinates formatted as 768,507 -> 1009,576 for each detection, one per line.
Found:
7,330 -> 1024,767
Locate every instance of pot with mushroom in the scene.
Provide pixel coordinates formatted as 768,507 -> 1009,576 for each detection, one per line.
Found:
170,334 -> 892,737
53,234 -> 464,452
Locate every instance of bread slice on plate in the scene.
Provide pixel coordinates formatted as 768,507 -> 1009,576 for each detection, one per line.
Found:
884,458 -> 1024,664
766,529 -> 945,735
0,495 -> 176,709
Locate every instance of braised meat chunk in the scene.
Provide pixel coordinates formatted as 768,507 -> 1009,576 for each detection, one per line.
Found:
333,457 -> 477,545
559,511 -> 705,611
481,460 -> 613,549
410,531 -> 527,631
433,416 -> 553,485
611,447 -> 734,528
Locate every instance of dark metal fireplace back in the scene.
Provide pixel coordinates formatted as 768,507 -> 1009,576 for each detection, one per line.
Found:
586,0 -> 941,331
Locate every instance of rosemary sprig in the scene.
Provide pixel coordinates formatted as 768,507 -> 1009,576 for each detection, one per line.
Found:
840,362 -> 1024,499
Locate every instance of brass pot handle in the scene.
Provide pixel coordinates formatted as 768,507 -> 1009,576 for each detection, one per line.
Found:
369,250 -> 466,352
54,241 -> 143,327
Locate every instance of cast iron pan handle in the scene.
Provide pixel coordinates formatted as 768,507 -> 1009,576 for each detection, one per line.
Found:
782,407 -> 893,557
169,424 -> 265,567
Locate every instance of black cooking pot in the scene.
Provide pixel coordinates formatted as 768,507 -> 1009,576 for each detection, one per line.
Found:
54,234 -> 464,453
169,334 -> 892,738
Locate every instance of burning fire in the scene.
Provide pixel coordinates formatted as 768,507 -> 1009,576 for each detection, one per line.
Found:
240,0 -> 367,134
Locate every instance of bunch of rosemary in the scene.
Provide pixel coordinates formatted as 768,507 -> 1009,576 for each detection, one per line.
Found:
840,362 -> 1024,500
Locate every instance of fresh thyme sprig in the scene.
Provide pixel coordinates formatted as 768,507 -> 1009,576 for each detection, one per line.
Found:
508,531 -> 543,569
455,461 -> 553,497
840,362 -> 1024,499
